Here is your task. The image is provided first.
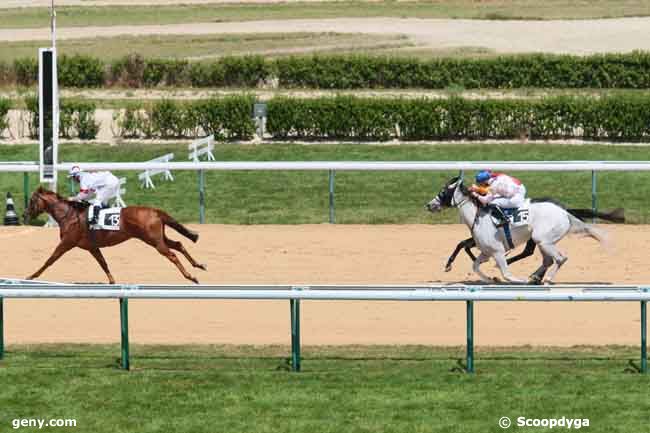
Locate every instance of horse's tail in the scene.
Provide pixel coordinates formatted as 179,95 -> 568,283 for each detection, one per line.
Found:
566,208 -> 625,223
160,212 -> 199,243
567,213 -> 608,246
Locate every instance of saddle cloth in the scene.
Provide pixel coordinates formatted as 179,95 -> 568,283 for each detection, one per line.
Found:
90,207 -> 122,231
490,199 -> 531,228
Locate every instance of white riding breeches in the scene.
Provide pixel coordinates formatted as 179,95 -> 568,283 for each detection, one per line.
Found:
92,181 -> 119,207
491,186 -> 526,208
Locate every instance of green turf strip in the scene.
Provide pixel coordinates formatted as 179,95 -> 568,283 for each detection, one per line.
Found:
0,344 -> 648,432
1,142 -> 649,224
2,1 -> 650,29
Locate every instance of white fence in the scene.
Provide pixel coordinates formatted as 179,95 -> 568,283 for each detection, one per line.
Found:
2,160 -> 647,224
0,281 -> 647,373
3,161 -> 650,173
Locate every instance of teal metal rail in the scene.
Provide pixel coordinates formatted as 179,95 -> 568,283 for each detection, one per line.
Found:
0,282 -> 648,373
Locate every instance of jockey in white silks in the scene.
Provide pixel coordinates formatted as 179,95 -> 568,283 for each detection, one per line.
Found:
470,170 -> 527,210
68,166 -> 120,224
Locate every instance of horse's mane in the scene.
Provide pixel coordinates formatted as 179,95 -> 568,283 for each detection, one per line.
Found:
36,186 -> 90,210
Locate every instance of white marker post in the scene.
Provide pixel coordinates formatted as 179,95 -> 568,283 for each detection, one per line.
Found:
188,135 -> 215,224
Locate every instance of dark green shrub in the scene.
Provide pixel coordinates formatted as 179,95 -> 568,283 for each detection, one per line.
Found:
14,58 -> 38,86
0,98 -> 11,138
113,103 -> 145,138
59,54 -> 104,87
195,95 -> 255,139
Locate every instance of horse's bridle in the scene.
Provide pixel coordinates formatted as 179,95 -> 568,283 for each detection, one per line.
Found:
450,181 -> 471,209
447,180 -> 481,233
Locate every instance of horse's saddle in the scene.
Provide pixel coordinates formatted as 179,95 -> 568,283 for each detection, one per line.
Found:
90,207 -> 122,231
490,199 -> 531,228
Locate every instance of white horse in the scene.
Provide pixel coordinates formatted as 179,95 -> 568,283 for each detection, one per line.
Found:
425,176 -> 607,284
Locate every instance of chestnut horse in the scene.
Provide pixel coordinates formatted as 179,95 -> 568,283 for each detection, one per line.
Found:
24,186 -> 206,284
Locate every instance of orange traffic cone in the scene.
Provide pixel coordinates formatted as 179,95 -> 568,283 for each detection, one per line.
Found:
4,192 -> 19,226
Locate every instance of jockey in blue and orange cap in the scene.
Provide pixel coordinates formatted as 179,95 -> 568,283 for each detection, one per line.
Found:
470,170 -> 527,209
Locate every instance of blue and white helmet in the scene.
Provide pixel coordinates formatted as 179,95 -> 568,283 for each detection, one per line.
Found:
475,170 -> 492,184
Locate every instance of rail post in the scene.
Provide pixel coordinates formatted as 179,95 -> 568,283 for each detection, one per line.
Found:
0,297 -> 4,360
466,300 -> 474,373
290,296 -> 301,372
591,170 -> 597,223
328,169 -> 335,224
23,172 -> 29,212
642,300 -> 647,374
198,169 -> 205,224
119,298 -> 130,370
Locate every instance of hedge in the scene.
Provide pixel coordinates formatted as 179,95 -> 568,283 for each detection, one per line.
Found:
266,95 -> 650,141
0,98 -> 11,138
104,94 -> 650,141
5,52 -> 650,89
8,94 -> 650,142
24,97 -> 100,139
112,95 -> 256,139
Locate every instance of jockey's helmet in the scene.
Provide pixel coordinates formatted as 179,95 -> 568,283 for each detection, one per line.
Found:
68,165 -> 82,179
475,170 -> 492,184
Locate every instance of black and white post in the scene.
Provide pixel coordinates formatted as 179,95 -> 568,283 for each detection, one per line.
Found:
39,1 -> 58,187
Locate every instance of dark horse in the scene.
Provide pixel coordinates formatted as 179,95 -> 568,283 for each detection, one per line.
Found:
24,186 -> 206,284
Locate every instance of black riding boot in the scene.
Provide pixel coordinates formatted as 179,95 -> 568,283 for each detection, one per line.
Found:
489,205 -> 508,227
88,205 -> 100,225
489,205 -> 515,249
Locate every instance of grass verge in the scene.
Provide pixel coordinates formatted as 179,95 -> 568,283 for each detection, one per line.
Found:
0,142 -> 649,224
0,344 -> 648,433
0,32 -> 411,62
2,1 -> 650,29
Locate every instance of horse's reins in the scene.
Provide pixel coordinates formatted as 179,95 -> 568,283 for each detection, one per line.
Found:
449,181 -> 480,233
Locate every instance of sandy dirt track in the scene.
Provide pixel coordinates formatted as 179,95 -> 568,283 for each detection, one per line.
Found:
2,17 -> 650,54
0,224 -> 647,346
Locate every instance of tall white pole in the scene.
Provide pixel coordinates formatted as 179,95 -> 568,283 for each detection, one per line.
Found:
51,0 -> 56,49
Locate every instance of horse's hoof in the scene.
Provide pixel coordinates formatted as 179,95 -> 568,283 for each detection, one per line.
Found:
444,265 -> 452,272
198,264 -> 208,271
528,276 -> 542,285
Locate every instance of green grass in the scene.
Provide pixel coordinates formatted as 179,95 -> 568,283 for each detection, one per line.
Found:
1,142 -> 649,224
2,1 -> 650,29
0,33 -> 410,62
0,344 -> 649,433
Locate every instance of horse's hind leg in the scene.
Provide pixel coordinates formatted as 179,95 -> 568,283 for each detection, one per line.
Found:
89,248 -> 116,284
155,241 -> 199,284
538,243 -> 567,284
529,252 -> 553,285
164,236 -> 207,271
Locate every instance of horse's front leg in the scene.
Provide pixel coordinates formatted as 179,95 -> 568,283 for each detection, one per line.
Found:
27,241 -> 74,280
445,238 -> 475,272
493,252 -> 526,284
472,252 -> 493,283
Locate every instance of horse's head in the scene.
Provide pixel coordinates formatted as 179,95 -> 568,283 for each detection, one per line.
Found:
425,176 -> 466,213
24,186 -> 54,223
